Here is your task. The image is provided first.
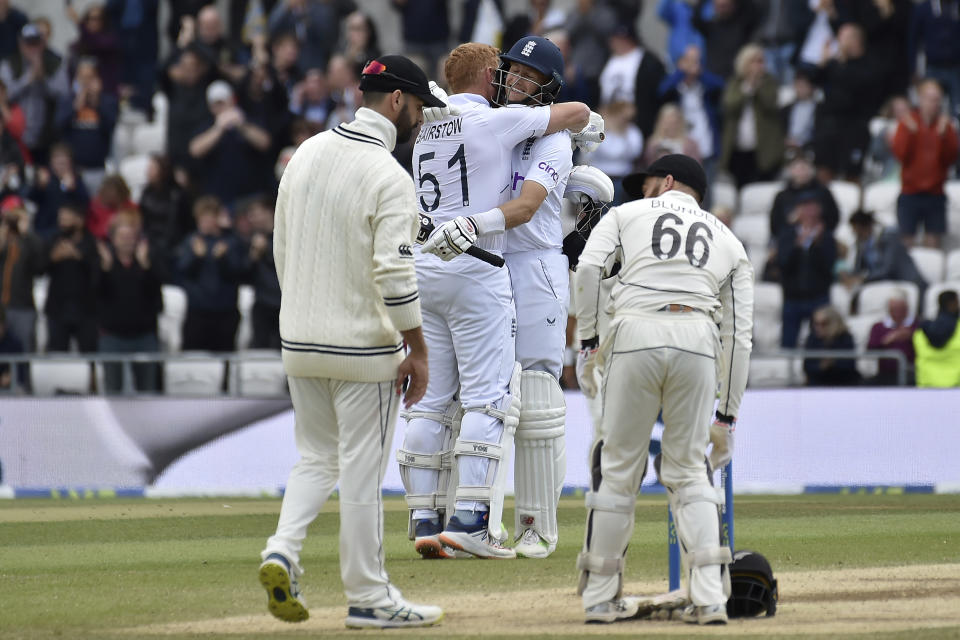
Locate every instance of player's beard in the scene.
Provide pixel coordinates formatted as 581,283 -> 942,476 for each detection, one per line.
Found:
395,101 -> 417,144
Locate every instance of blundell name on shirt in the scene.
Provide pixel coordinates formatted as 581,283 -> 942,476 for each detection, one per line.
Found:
416,118 -> 463,143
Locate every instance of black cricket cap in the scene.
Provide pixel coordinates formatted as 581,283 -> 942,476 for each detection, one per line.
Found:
359,55 -> 445,108
623,154 -> 708,203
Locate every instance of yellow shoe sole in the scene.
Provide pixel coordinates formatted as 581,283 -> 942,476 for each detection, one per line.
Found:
259,561 -> 308,623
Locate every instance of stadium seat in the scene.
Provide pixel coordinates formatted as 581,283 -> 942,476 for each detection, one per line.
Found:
923,280 -> 960,320
946,250 -> 960,281
945,180 -> 960,212
158,285 -> 188,353
862,181 -> 900,228
747,358 -> 793,388
845,313 -> 883,378
855,281 -> 919,318
752,282 -> 783,351
829,180 -> 861,222
731,213 -> 769,253
30,360 -> 92,395
118,154 -> 151,202
738,181 -> 783,218
164,356 -> 225,396
830,282 -> 852,316
131,122 -> 166,156
235,351 -> 287,396
33,276 -> 49,353
236,285 -> 255,351
711,180 -> 737,211
908,247 -> 945,284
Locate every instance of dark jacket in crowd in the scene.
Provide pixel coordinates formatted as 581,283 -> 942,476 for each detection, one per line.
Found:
44,231 -> 99,322
98,250 -> 164,337
693,0 -> 761,79
908,0 -> 960,72
770,181 -> 840,239
803,330 -> 862,386
0,228 -> 46,310
28,177 -> 90,239
240,233 -> 280,310
56,92 -> 119,170
633,49 -> 667,140
777,225 -> 836,301
918,309 -> 960,348
175,232 -> 244,312
853,228 -> 927,291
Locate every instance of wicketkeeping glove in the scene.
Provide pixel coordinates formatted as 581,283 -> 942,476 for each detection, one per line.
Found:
576,337 -> 599,398
707,416 -> 735,471
571,111 -> 605,152
421,215 -> 478,260
421,81 -> 461,123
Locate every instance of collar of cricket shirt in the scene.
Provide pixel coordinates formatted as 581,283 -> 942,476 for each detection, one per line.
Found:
345,107 -> 397,152
661,189 -> 700,207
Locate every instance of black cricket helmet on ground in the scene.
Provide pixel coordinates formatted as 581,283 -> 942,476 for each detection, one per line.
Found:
727,549 -> 779,618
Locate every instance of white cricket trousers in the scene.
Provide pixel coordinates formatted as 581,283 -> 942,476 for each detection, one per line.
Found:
581,313 -> 723,608
262,376 -> 402,609
505,250 -> 570,377
405,256 -> 516,515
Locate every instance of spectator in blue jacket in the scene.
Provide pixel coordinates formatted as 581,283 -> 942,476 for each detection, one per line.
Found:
176,195 -> 244,352
657,0 -> 709,66
658,44 -> 723,164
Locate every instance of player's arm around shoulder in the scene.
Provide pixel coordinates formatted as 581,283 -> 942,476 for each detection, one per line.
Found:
369,165 -> 422,332
545,101 -> 590,136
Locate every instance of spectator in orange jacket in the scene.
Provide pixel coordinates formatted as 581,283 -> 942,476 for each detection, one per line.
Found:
891,78 -> 959,249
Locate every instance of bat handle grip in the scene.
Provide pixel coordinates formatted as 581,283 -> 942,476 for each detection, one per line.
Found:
466,245 -> 505,268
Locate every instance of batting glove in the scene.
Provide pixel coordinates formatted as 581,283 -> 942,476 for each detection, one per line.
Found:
421,215 -> 478,260
576,337 -> 599,398
707,415 -> 735,471
422,81 -> 461,123
571,111 -> 605,152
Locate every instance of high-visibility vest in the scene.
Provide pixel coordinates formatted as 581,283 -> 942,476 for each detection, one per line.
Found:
913,322 -> 960,388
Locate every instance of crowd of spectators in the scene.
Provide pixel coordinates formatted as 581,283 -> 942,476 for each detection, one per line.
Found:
0,0 -> 959,391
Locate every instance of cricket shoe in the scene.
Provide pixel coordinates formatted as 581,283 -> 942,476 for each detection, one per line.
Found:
514,528 -> 555,559
413,518 -> 454,559
438,511 -> 516,559
258,553 -> 308,622
344,599 -> 444,629
584,597 -> 643,623
681,603 -> 728,625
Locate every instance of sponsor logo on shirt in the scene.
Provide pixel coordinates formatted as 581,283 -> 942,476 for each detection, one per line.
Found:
538,161 -> 560,183
398,244 -> 413,258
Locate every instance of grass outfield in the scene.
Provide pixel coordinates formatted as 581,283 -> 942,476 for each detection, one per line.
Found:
1,494 -> 959,639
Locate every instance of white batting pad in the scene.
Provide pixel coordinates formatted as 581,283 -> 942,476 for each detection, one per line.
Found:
514,370 -> 566,544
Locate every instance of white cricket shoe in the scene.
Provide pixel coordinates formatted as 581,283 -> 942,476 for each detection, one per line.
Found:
258,553 -> 308,622
681,603 -> 728,625
514,528 -> 554,559
438,513 -> 516,559
344,599 -> 444,629
584,597 -> 642,623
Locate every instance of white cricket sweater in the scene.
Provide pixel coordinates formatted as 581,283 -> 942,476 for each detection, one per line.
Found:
274,107 -> 421,382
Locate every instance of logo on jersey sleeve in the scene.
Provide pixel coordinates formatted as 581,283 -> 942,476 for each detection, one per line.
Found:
538,162 -> 560,183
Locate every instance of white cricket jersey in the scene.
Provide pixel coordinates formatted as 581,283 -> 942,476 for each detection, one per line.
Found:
504,131 -> 573,253
412,93 -> 550,254
575,189 -> 755,417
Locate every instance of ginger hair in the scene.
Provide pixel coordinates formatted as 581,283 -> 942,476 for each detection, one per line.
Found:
444,43 -> 499,94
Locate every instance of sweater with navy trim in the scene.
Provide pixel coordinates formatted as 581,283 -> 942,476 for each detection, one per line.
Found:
274,107 -> 421,382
